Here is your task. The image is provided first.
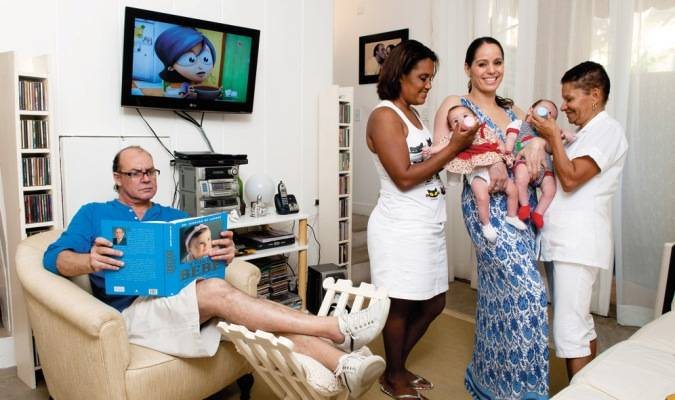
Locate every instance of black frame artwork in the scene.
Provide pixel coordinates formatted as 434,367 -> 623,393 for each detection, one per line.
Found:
358,29 -> 409,84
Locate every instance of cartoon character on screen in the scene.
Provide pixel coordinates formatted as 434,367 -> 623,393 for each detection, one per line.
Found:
503,99 -> 577,229
426,105 -> 526,242
154,26 -> 217,98
182,224 -> 212,263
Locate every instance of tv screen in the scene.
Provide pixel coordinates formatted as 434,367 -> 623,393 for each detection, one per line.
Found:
121,7 -> 260,113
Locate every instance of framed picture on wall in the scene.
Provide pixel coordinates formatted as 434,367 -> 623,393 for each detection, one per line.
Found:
358,29 -> 409,85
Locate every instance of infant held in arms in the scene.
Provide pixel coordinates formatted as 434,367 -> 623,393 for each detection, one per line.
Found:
426,105 -> 526,243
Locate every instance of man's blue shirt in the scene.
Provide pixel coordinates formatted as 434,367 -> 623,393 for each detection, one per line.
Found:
43,200 -> 187,312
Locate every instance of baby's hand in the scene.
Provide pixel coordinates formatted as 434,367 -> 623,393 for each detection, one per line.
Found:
561,129 -> 577,144
421,146 -> 432,159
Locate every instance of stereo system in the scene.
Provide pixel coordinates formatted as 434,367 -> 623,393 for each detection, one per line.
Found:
175,152 -> 248,216
306,263 -> 347,315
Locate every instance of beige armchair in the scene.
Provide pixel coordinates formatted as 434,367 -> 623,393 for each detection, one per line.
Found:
15,229 -> 261,400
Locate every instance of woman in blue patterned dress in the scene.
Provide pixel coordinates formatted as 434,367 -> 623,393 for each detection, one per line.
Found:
433,37 -> 549,399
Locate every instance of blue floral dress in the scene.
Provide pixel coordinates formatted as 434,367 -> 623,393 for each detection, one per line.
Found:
460,97 -> 550,399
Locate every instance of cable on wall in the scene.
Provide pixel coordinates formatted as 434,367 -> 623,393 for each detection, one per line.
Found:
135,108 -> 179,205
135,108 -> 174,159
307,223 -> 321,266
173,110 -> 214,153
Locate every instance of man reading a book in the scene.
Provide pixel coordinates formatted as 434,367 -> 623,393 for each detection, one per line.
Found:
43,145 -> 390,398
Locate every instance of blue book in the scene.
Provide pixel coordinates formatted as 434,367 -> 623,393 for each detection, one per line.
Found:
102,212 -> 228,296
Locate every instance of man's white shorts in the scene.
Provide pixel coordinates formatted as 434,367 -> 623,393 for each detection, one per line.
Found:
552,261 -> 600,358
122,280 -> 222,358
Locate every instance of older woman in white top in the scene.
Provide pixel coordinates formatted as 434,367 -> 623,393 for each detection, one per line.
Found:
526,61 -> 628,379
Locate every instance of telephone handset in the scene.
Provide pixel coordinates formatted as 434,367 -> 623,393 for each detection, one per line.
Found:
274,180 -> 299,214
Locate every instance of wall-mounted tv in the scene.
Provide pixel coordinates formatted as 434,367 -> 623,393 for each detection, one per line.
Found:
121,7 -> 260,113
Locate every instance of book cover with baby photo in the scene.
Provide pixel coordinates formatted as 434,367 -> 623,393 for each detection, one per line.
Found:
101,212 -> 228,296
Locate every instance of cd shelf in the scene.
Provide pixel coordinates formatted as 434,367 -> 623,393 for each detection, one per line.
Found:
319,86 -> 354,270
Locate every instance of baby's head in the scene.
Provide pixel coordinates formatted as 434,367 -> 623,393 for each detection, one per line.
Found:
447,105 -> 478,133
185,224 -> 212,260
530,99 -> 559,120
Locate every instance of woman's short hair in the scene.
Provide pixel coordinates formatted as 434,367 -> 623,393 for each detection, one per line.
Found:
377,40 -> 438,101
464,36 -> 513,109
561,61 -> 611,105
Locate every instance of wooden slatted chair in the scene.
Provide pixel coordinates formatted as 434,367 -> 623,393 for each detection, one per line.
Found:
218,278 -> 388,400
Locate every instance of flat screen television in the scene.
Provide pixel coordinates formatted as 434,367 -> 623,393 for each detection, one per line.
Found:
121,7 -> 260,113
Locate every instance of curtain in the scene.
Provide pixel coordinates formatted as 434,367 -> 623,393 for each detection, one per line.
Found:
432,0 -> 675,324
534,0 -> 675,325
430,0 -> 480,287
616,0 -> 675,326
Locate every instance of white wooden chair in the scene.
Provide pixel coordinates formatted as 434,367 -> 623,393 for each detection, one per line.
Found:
218,278 -> 389,400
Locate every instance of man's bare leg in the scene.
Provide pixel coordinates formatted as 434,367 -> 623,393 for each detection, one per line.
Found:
196,279 -> 344,344
284,333 -> 345,370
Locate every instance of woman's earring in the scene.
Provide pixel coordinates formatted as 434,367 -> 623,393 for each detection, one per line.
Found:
593,103 -> 597,111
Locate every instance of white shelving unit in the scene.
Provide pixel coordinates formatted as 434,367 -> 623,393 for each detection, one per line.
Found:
230,212 -> 309,308
0,51 -> 62,388
318,85 -> 353,277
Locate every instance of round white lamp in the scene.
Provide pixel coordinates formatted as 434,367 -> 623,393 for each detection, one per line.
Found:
244,173 -> 275,206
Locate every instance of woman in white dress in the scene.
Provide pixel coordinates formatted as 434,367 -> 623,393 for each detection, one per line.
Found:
366,40 -> 477,399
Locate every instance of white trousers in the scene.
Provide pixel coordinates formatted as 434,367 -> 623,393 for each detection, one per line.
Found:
552,261 -> 600,358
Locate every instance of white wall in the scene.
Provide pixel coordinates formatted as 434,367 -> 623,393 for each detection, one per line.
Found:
1,0 -> 332,229
334,0 -> 433,215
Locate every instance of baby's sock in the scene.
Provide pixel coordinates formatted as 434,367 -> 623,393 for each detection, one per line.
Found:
505,216 -> 527,231
517,205 -> 531,221
481,224 -> 497,243
531,212 -> 544,230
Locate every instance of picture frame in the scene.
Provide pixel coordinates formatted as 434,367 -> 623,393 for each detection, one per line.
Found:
359,29 -> 409,84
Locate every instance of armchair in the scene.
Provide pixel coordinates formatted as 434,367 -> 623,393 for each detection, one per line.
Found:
15,229 -> 260,400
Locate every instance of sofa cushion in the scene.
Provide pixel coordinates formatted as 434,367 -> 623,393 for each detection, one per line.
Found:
628,310 -> 675,354
552,383 -> 617,399
571,341 -> 675,400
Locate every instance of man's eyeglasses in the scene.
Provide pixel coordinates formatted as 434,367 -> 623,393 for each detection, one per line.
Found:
116,168 -> 161,180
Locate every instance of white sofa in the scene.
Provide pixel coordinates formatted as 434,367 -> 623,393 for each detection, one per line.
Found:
552,307 -> 675,399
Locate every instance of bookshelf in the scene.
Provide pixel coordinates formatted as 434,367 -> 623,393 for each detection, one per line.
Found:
318,86 -> 353,277
229,212 -> 308,309
0,51 -> 62,388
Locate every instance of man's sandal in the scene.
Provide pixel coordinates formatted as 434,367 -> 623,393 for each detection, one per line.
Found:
409,374 -> 433,390
380,382 -> 429,400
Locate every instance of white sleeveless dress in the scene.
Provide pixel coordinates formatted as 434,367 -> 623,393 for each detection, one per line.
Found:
367,100 -> 448,300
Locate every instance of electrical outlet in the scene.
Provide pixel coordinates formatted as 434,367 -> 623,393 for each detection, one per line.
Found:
314,199 -> 319,206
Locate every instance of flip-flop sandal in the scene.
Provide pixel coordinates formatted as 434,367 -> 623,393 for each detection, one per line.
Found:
409,374 -> 433,390
380,382 -> 429,399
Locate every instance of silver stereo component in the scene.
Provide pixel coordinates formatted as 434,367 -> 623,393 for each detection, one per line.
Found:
177,161 -> 243,216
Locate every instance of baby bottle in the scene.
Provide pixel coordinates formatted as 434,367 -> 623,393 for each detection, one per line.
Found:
462,115 -> 477,129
